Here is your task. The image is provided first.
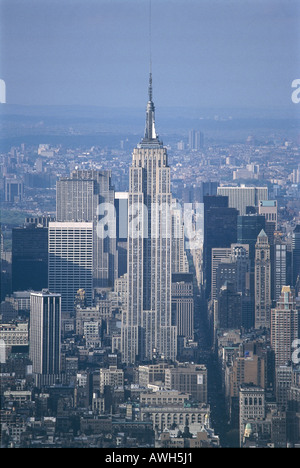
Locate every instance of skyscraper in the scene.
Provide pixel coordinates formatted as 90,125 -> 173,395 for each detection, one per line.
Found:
121,72 -> 177,364
4,177 -> 24,203
272,238 -> 287,303
271,286 -> 298,368
48,222 -> 93,318
12,224 -> 48,292
231,244 -> 251,297
212,244 -> 252,330
292,225 -> 300,287
203,195 -> 238,299
29,290 -> 61,386
211,247 -> 232,301
237,214 -> 266,328
214,281 -> 242,332
237,214 -> 266,261
188,129 -> 204,151
254,230 -> 271,329
258,200 -> 278,244
114,191 -> 129,277
171,198 -> 189,274
56,169 -> 117,288
171,272 -> 194,342
217,186 -> 268,216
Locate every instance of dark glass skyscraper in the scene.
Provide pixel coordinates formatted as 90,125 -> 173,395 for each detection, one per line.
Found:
215,281 -> 242,330
237,214 -> 266,327
29,290 -> 61,386
12,225 -> 48,292
203,195 -> 238,299
237,214 -> 266,261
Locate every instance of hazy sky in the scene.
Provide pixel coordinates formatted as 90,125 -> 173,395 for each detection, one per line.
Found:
1,0 -> 300,113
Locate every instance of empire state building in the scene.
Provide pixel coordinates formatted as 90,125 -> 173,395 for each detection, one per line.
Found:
121,73 -> 177,364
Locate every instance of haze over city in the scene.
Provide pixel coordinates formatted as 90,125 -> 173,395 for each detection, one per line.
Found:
1,0 -> 300,115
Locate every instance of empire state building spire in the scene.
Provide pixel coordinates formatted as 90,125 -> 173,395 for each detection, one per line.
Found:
141,71 -> 161,145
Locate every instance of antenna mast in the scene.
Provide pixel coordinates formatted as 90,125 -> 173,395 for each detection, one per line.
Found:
149,0 -> 152,75
141,0 -> 160,144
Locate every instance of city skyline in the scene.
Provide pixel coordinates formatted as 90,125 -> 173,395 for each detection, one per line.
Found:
1,0 -> 300,451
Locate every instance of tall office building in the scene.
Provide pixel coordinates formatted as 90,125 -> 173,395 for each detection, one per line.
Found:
217,186 -> 268,216
272,238 -> 287,303
203,195 -> 238,299
212,244 -> 250,300
171,199 -> 189,274
188,129 -> 204,151
231,244 -> 251,296
258,200 -> 277,245
171,273 -> 194,342
114,191 -> 129,277
291,164 -> 300,184
258,200 -> 277,227
29,290 -> 61,386
214,280 -> 242,333
48,222 -> 93,317
292,225 -> 300,287
237,215 -> 266,328
275,365 -> 293,411
232,245 -> 252,329
56,169 -> 117,288
4,177 -> 24,203
254,230 -> 271,329
182,181 -> 218,204
237,214 -> 266,261
271,286 -> 298,368
211,247 -> 232,301
121,72 -> 177,364
213,244 -> 252,330
12,224 -> 48,292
